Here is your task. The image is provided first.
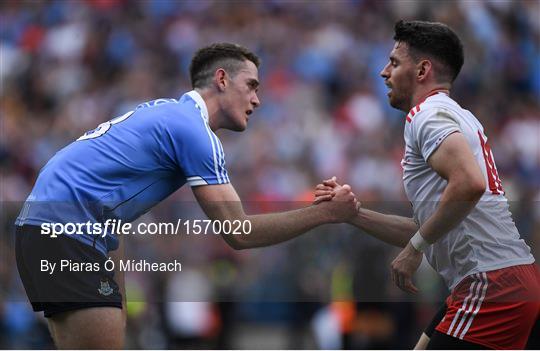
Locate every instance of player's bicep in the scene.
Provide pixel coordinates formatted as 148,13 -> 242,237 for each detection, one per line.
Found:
427,132 -> 485,188
163,119 -> 229,186
191,183 -> 246,221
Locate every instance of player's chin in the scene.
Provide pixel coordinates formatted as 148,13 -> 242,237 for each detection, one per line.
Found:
388,96 -> 403,111
231,119 -> 248,132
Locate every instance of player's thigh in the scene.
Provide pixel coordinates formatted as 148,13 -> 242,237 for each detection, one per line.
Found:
414,333 -> 431,350
48,306 -> 125,349
415,302 -> 447,349
427,330 -> 487,350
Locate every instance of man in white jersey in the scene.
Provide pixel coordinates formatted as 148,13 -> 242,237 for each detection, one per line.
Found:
314,20 -> 539,349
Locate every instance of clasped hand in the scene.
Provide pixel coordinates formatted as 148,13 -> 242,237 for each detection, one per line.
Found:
312,176 -> 359,222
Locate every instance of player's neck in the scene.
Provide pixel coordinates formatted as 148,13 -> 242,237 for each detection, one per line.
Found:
410,86 -> 450,111
195,88 -> 220,131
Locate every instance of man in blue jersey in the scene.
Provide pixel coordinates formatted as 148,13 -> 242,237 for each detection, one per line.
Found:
15,43 -> 360,348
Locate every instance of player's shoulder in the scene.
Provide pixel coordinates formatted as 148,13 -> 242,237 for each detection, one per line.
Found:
136,94 -> 207,130
407,93 -> 462,124
136,96 -> 194,117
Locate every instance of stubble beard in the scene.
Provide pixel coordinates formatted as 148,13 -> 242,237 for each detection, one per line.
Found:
389,90 -> 410,113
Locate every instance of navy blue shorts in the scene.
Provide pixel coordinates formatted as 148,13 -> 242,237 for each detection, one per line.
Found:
15,225 -> 122,318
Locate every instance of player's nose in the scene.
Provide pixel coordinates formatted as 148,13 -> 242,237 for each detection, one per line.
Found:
251,94 -> 260,109
380,63 -> 390,78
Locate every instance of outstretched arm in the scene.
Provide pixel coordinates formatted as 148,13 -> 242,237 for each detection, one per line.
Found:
350,208 -> 418,248
315,178 -> 418,248
192,182 -> 358,250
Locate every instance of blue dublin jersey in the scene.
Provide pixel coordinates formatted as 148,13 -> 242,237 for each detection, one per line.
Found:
16,91 -> 229,255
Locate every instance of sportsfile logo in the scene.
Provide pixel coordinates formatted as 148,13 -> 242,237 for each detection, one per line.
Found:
40,220 -> 131,238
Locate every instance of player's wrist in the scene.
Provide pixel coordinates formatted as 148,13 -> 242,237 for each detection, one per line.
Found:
346,206 -> 362,225
409,230 -> 430,253
311,202 -> 337,224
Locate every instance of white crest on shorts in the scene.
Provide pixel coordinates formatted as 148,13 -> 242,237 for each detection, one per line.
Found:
98,279 -> 113,296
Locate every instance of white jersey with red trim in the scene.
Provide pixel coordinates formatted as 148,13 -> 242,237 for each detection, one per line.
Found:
402,92 -> 534,289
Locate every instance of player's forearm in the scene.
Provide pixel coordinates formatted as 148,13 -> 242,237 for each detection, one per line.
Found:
418,180 -> 483,244
193,183 -> 356,250
349,208 -> 418,247
229,205 -> 334,249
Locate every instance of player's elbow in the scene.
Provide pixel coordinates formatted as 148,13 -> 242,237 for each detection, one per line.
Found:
227,240 -> 246,250
470,176 -> 486,199
223,235 -> 250,250
450,170 -> 485,201
462,176 -> 485,201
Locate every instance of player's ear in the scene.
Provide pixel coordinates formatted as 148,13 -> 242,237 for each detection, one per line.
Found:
417,60 -> 432,82
214,68 -> 228,92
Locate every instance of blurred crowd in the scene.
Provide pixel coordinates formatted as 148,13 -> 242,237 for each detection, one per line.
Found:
1,0 -> 539,349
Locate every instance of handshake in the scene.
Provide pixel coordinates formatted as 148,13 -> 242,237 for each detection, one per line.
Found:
313,177 -> 422,294
312,176 -> 361,223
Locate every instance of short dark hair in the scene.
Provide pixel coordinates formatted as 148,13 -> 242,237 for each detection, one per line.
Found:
189,43 -> 260,89
393,20 -> 464,83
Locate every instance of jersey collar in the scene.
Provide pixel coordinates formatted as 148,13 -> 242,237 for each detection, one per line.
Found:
186,90 -> 209,122
418,89 -> 449,105
405,90 -> 449,123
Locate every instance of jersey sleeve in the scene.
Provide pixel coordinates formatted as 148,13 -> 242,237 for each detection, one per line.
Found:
161,114 -> 230,187
412,108 -> 461,161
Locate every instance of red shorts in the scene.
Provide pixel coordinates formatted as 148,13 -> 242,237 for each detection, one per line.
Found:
436,264 -> 540,349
